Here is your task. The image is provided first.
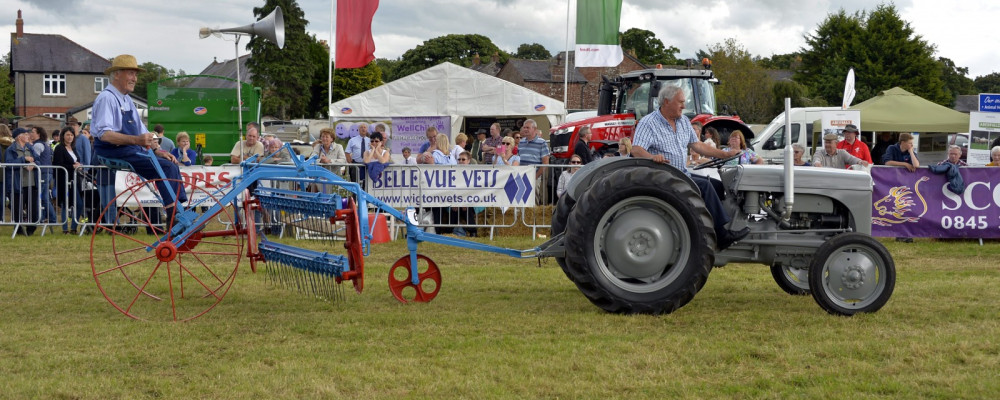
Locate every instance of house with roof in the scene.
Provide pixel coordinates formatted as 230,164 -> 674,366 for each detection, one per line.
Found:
495,50 -> 647,110
185,55 -> 252,89
8,10 -> 111,123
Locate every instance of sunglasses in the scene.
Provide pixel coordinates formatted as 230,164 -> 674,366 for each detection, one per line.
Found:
458,158 -> 469,162
570,161 -> 582,164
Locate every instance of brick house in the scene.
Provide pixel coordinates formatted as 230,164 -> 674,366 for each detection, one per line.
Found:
8,10 -> 110,122
495,50 -> 647,110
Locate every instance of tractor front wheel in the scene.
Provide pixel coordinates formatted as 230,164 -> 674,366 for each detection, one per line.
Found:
808,233 -> 895,315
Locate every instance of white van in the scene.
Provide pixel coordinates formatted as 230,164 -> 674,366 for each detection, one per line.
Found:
751,107 -> 844,164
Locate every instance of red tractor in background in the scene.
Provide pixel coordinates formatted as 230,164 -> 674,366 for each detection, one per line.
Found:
549,63 -> 755,160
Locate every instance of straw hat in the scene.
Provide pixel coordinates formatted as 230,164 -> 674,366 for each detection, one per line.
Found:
104,54 -> 146,75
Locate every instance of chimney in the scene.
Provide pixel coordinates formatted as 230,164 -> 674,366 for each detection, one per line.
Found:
551,53 -> 564,82
16,9 -> 24,38
491,51 -> 499,64
472,52 -> 481,66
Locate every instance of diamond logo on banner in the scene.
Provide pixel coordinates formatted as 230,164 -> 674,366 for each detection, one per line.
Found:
504,173 -> 534,204
519,174 -> 533,203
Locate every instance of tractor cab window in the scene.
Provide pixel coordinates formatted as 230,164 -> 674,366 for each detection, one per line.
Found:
650,79 -> 698,117
623,81 -> 651,119
693,78 -> 716,115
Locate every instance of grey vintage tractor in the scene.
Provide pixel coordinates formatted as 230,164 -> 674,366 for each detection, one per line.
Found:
543,145 -> 895,316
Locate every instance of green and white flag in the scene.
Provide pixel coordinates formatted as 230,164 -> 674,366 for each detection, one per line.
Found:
575,0 -> 624,67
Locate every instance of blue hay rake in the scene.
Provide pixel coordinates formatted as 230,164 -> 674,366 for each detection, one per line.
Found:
90,146 -> 546,321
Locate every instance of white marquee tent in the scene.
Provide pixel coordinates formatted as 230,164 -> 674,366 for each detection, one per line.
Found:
329,62 -> 566,135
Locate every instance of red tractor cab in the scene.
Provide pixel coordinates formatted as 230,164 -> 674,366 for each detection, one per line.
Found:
550,65 -> 754,161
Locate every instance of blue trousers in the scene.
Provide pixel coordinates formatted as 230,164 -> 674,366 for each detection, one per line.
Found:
99,150 -> 188,206
691,174 -> 731,232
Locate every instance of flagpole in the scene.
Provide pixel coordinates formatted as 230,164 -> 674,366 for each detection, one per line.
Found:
329,0 -> 335,128
564,0 -> 571,107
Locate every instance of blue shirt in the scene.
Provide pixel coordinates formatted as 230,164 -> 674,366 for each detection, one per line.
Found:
432,149 -> 454,165
882,143 -> 913,165
92,85 -> 147,139
518,137 -> 550,165
171,148 -> 198,166
346,135 -> 370,163
632,110 -> 697,173
75,135 -> 92,165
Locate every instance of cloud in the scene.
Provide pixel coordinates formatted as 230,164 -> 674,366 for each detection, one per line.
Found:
1,0 -> 992,80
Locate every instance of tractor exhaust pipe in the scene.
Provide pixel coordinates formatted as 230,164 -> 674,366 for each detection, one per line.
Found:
781,97 -> 794,222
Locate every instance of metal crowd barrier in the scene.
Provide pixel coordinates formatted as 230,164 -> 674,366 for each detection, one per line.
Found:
3,160 -> 580,240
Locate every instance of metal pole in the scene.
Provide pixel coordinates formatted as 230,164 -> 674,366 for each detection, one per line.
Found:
235,35 -> 245,161
563,0 -> 571,106
781,97 -> 794,221
329,0 -> 334,127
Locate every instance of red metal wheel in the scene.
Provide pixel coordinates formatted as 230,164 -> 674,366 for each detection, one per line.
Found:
337,198 -> 365,293
241,189 -> 263,273
90,176 -> 243,321
388,254 -> 441,303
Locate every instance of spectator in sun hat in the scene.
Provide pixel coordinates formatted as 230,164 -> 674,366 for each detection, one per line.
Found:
814,133 -> 867,169
835,124 -> 872,165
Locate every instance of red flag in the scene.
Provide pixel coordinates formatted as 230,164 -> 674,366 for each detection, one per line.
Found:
336,0 -> 379,69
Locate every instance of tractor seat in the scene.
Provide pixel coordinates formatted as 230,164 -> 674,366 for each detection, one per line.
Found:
96,155 -> 135,172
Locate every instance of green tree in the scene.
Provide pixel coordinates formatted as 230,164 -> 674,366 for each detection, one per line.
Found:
513,43 -> 551,60
0,54 -> 14,118
375,57 -> 400,83
937,57 -> 975,106
758,53 -> 801,70
135,61 -> 177,100
392,34 -> 508,81
797,4 -> 948,106
708,38 -> 774,124
246,0 -> 312,119
620,28 -> 679,65
332,62 -> 383,103
305,35 -> 330,118
975,72 -> 1000,94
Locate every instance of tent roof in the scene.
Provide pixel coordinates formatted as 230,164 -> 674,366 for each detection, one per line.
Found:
330,62 -> 566,117
851,87 -> 969,132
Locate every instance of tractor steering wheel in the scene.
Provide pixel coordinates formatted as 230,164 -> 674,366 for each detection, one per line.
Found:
693,151 -> 745,170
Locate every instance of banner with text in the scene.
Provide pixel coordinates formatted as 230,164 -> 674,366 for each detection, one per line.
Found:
367,165 -> 536,207
871,166 -> 1000,238
821,110 -> 861,140
115,166 -> 241,207
968,111 -> 1000,166
388,116 -> 451,155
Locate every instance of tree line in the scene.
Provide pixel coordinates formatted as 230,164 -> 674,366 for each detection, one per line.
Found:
2,2 -> 999,124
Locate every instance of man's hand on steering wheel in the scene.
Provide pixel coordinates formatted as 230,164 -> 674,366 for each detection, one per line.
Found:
693,150 -> 745,170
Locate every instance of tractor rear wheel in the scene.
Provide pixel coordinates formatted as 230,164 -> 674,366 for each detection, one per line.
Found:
550,193 -> 575,278
563,167 -> 715,314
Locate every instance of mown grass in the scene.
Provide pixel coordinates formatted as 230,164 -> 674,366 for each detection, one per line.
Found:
1,230 -> 999,399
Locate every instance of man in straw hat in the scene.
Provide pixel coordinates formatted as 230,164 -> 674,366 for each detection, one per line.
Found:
92,54 -> 186,223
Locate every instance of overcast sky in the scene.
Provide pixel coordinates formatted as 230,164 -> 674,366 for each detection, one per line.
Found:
3,0 -> 998,79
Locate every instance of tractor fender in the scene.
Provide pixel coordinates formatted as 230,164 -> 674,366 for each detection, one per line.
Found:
564,157 -> 699,202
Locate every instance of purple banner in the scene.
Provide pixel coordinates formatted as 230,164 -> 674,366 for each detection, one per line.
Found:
871,166 -> 1000,238
389,116 -> 451,155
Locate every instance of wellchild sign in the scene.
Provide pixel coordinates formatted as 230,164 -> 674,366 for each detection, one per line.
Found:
871,166 -> 1000,238
367,165 -> 536,208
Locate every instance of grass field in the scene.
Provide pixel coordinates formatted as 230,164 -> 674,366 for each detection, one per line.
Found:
1,229 -> 999,399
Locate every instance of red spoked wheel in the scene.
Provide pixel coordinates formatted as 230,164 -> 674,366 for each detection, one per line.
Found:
90,177 -> 243,321
388,254 -> 441,303
336,198 -> 365,293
